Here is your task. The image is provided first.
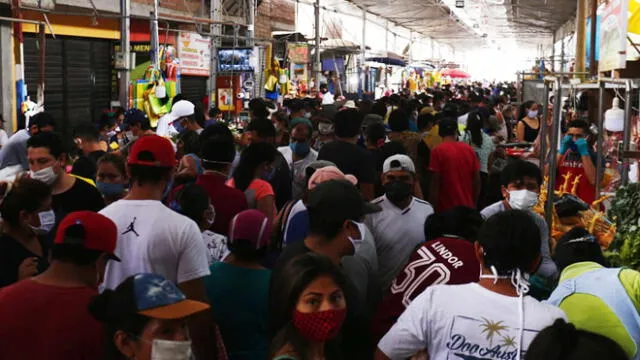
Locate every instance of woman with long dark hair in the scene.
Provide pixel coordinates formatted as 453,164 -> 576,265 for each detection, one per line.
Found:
517,100 -> 540,143
228,142 -> 278,224
463,111 -> 495,209
270,253 -> 348,360
0,178 -> 54,287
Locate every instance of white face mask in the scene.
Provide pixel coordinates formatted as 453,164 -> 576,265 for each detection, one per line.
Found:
478,261 -> 530,360
348,221 -> 366,254
508,189 -> 539,211
527,110 -> 539,118
204,204 -> 216,228
29,166 -> 59,186
125,131 -> 138,142
151,339 -> 192,360
29,209 -> 56,235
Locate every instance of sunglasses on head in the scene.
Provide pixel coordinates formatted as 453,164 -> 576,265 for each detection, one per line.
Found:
565,234 -> 597,244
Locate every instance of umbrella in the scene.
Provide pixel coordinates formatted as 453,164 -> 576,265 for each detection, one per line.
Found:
441,68 -> 471,79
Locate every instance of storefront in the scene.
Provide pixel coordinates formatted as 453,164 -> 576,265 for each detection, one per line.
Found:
22,11 -> 118,137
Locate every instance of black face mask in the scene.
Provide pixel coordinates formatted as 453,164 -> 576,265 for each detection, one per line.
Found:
384,181 -> 412,204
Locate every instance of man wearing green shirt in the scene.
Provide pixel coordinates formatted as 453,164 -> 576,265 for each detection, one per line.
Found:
549,227 -> 640,359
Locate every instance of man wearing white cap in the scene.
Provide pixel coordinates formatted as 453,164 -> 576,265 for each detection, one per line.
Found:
365,154 -> 434,292
157,98 -> 196,137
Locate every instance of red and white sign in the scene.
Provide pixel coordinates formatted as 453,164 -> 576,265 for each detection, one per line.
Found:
178,32 -> 211,77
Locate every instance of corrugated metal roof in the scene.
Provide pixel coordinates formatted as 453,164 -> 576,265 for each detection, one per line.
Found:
346,0 -> 576,48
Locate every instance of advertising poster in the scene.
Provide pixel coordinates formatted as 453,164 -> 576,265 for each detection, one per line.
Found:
598,0 -> 630,71
218,88 -> 234,111
178,32 -> 211,77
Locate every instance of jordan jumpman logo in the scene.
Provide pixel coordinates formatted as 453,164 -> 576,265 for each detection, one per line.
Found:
122,217 -> 140,237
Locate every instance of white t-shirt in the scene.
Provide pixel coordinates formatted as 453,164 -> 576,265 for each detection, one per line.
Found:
0,129 -> 9,147
100,200 -> 210,290
378,283 -> 567,360
365,195 -> 434,292
202,230 -> 230,265
278,146 -> 318,201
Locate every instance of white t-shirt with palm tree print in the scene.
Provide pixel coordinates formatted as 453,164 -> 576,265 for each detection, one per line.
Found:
378,283 -> 566,360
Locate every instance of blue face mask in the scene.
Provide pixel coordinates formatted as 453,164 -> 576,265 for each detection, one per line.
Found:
96,182 -> 126,198
263,167 -> 276,181
289,141 -> 311,157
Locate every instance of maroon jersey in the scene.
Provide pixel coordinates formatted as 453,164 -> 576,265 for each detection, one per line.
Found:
371,237 -> 480,342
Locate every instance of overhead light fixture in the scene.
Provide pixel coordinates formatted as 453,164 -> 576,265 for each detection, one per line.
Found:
456,0 -> 464,8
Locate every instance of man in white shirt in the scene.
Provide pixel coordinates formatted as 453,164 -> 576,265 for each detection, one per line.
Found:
365,155 -> 434,292
375,210 -> 566,360
100,135 -> 213,359
278,117 -> 318,201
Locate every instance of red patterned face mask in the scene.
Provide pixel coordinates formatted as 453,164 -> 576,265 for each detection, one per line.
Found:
292,308 -> 347,342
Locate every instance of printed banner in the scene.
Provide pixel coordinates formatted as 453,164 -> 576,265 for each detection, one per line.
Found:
598,0 -> 630,71
178,32 -> 211,76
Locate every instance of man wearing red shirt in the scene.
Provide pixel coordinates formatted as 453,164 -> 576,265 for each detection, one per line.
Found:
197,137 -> 248,234
428,118 -> 481,212
371,207 -> 482,342
0,211 -> 120,360
555,120 -> 599,206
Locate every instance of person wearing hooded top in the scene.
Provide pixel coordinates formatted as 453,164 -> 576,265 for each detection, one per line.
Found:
371,206 -> 482,344
278,117 -> 317,202
375,210 -> 566,360
546,227 -> 640,360
481,160 -> 557,280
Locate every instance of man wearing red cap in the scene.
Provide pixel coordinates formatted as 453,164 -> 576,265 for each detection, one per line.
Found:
0,211 -> 119,359
99,135 -> 212,359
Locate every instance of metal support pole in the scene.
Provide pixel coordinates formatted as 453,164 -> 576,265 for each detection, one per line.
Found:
385,20 -> 389,90
589,0 -> 597,76
622,80 -> 633,185
209,0 -> 221,108
360,9 -> 366,95
545,77 -> 563,235
595,80 -> 605,199
119,0 -> 131,110
151,0 -> 159,69
575,0 -> 586,78
37,23 -> 45,105
551,31 -> 556,72
314,0 -> 321,93
247,0 -> 255,47
560,30 -> 565,72
540,81 -> 551,163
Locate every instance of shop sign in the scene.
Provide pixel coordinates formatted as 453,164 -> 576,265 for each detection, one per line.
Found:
178,32 -> 211,77
598,0 -> 630,71
288,44 -> 309,64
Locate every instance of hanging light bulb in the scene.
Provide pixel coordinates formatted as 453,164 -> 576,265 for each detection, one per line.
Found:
604,97 -> 624,132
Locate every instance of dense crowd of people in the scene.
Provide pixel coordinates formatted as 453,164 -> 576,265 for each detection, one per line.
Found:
0,83 -> 636,360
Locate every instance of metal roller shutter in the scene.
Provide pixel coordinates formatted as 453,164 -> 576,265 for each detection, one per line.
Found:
24,36 -> 64,129
180,75 -> 208,106
24,35 -> 112,139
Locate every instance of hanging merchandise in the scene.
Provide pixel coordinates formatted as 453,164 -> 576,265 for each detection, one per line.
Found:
605,97 -> 625,132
